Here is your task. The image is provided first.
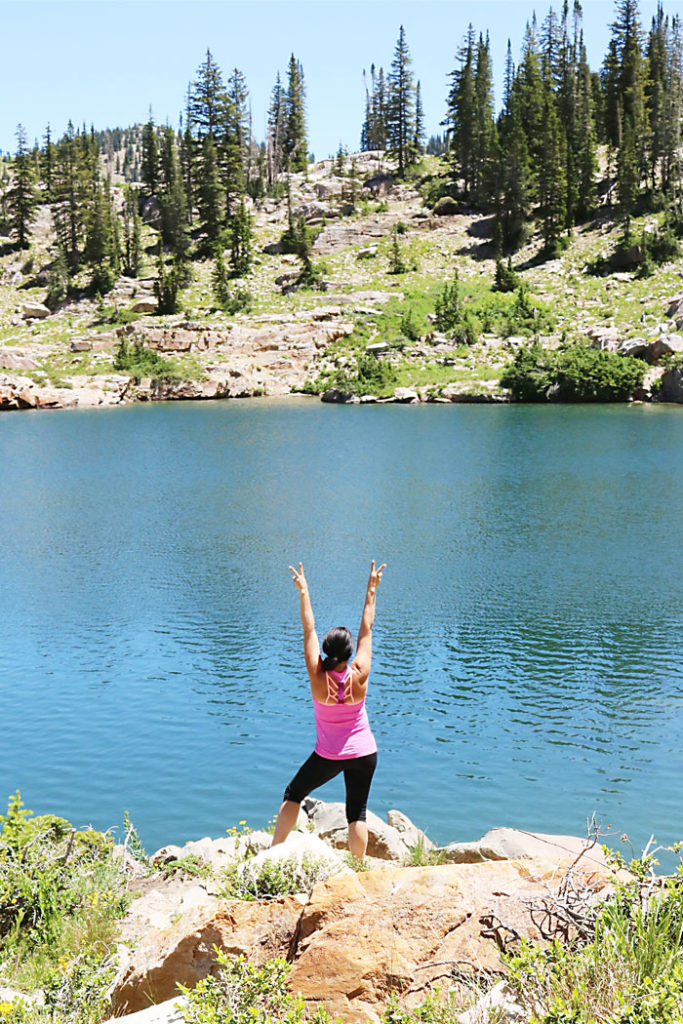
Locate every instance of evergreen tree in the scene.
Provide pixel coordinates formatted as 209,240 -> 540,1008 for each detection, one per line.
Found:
446,26 -> 476,193
122,185 -> 142,277
188,50 -> 225,138
413,80 -> 425,160
538,90 -> 568,254
8,124 -> 38,249
229,197 -> 253,276
386,25 -> 415,176
514,19 -> 546,198
617,111 -> 639,235
267,71 -> 286,185
472,32 -> 496,205
196,134 -> 224,246
228,68 -> 250,185
497,97 -> 532,249
52,121 -> 87,271
284,54 -> 307,171
159,126 -> 189,259
575,39 -> 598,219
42,123 -> 56,195
141,114 -> 159,194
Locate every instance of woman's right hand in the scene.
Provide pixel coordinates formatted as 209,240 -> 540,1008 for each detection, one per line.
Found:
289,562 -> 308,595
367,559 -> 386,596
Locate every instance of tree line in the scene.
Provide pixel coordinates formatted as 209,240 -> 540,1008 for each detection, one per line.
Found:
3,0 -> 683,304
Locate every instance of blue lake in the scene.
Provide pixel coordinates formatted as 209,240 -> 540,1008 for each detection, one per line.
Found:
1,399 -> 682,858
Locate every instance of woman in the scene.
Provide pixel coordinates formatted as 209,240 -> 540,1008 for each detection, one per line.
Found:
271,559 -> 386,859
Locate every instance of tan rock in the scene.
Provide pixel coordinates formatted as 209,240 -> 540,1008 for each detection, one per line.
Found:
441,828 -> 609,867
21,302 -> 51,320
289,858 -> 615,1022
0,348 -> 39,371
111,898 -> 302,1014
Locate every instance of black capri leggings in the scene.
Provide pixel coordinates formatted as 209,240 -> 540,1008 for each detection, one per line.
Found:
283,750 -> 378,823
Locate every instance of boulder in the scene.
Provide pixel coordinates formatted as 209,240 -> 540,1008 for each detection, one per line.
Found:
111,897 -> 302,1014
21,302 -> 51,320
433,196 -> 459,216
321,388 -> 357,404
139,195 -> 162,228
363,172 -> 394,196
665,295 -> 683,319
288,858 -> 616,1022
440,828 -> 609,867
386,809 -> 435,852
588,326 -> 620,352
0,348 -> 39,371
393,387 -> 419,403
356,246 -> 378,260
645,333 -> 683,362
609,244 -> 642,269
131,299 -> 157,314
103,996 -> 187,1024
617,338 -> 648,358
660,367 -> 683,402
302,798 -> 408,861
235,831 -> 350,891
70,339 -> 93,352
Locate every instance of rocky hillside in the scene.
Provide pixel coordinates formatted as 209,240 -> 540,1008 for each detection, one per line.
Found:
2,151 -> 683,411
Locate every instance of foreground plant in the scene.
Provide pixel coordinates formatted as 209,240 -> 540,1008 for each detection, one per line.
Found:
505,843 -> 683,1023
0,791 -> 129,1014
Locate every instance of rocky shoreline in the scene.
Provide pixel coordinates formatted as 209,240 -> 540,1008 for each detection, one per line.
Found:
95,800 -> 618,1024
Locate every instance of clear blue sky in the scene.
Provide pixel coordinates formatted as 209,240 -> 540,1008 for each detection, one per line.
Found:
0,0 -> 671,158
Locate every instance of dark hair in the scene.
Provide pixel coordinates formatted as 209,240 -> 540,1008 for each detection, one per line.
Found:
321,626 -> 354,671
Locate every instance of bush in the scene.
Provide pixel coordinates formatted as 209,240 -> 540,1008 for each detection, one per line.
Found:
0,791 -> 128,985
218,854 -> 333,901
434,273 -> 478,345
331,351 -> 398,397
505,846 -> 683,1024
180,952 -> 330,1024
494,257 -> 520,293
44,253 -> 69,310
90,262 -> 116,296
501,343 -> 646,402
113,339 -> 183,382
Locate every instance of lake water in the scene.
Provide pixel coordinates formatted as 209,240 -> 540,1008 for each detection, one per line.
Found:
1,399 -> 682,859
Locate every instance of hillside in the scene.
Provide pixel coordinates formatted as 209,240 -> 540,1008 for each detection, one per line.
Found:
2,150 -> 683,411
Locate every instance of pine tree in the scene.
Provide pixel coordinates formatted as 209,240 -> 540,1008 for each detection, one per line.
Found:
196,134 -> 224,246
267,72 -> 286,185
538,90 -> 568,254
575,39 -> 598,219
228,68 -> 250,186
386,25 -> 415,176
446,26 -> 476,193
284,54 -> 307,172
188,50 -> 225,138
42,123 -> 56,195
52,121 -> 87,271
617,112 -> 639,235
514,19 -> 546,200
413,81 -> 425,160
472,32 -> 496,206
141,114 -> 160,195
8,124 -> 38,249
122,185 -> 141,277
229,197 -> 252,277
159,126 -> 189,259
497,96 -> 532,250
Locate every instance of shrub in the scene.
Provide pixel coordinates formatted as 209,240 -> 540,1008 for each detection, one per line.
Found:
494,257 -> 520,293
434,273 -> 478,345
505,846 -> 683,1024
501,343 -> 646,402
113,339 -> 183,382
91,262 -> 116,296
180,952 -> 330,1024
0,791 -> 128,989
331,351 -> 398,396
218,854 -> 333,901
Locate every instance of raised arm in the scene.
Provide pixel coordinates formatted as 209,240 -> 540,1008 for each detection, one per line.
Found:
289,562 -> 321,677
354,560 -> 386,678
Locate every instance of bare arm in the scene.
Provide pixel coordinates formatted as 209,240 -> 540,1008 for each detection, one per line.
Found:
289,562 -> 321,677
354,560 -> 386,678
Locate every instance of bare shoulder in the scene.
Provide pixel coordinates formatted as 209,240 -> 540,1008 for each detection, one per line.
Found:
308,661 -> 328,701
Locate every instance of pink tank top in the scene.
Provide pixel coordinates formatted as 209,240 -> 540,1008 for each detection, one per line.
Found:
313,665 -> 377,760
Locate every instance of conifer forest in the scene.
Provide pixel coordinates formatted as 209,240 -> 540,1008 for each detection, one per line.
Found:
2,0 -> 683,408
